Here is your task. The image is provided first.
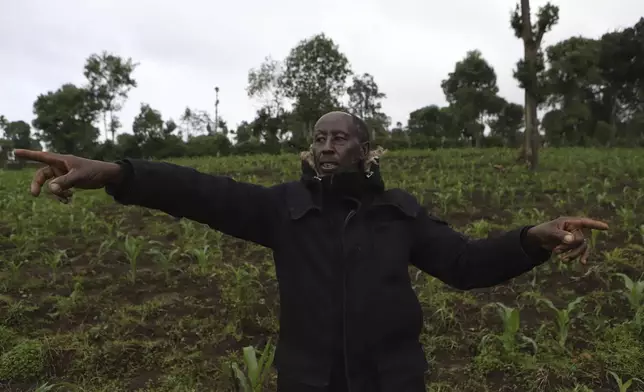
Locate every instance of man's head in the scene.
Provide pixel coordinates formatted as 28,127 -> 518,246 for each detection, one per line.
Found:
311,111 -> 370,176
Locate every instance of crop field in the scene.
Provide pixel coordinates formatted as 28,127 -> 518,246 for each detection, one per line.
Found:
0,148 -> 643,392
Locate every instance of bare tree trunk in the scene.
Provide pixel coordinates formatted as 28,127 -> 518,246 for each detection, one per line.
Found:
528,90 -> 539,169
516,0 -> 539,170
518,91 -> 532,163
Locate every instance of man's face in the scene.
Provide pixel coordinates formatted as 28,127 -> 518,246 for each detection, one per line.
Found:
312,112 -> 367,176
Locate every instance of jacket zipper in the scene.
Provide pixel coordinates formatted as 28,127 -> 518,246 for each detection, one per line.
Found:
341,208 -> 356,392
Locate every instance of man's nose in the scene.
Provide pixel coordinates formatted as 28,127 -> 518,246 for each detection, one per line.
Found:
322,138 -> 334,152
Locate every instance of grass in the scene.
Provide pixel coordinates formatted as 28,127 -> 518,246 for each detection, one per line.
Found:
0,147 -> 643,392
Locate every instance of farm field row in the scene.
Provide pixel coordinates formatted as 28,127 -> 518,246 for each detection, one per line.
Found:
0,148 -> 643,392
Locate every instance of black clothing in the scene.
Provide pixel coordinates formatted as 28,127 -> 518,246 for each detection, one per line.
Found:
105,159 -> 551,392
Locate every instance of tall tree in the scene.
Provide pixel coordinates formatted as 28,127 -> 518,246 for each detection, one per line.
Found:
132,103 -> 165,141
247,56 -> 286,118
280,33 -> 352,138
131,103 -> 182,158
489,100 -> 524,146
247,56 -> 289,142
598,17 -> 644,143
180,107 -> 214,138
250,108 -> 287,143
234,121 -> 254,144
83,51 -> 138,141
1,120 -> 39,149
347,73 -> 388,140
441,50 -> 501,147
32,84 -> 100,154
542,37 -> 602,146
407,105 -> 457,140
511,1 -> 559,169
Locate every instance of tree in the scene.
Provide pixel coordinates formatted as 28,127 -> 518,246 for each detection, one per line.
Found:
280,33 -> 352,138
180,107 -> 215,139
216,118 -> 229,136
542,37 -> 603,146
132,103 -> 164,142
185,134 -> 231,157
247,56 -> 286,118
347,73 -> 388,139
32,84 -> 100,154
83,51 -> 138,141
441,50 -> 501,147
511,0 -> 559,169
407,105 -> 457,140
250,108 -> 288,144
2,120 -> 39,149
131,103 -> 183,158
489,100 -> 524,146
234,121 -> 253,144
598,18 -> 644,143
537,18 -> 644,147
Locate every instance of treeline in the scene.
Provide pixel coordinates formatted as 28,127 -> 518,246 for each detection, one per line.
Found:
1,11 -> 642,163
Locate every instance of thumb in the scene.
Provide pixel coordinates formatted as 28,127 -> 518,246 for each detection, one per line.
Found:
553,229 -> 575,244
49,169 -> 83,193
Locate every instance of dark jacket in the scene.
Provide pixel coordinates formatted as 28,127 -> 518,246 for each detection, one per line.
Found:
105,158 -> 551,391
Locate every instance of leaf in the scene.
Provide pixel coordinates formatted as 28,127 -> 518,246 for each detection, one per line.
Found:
242,346 -> 260,387
231,362 -> 251,392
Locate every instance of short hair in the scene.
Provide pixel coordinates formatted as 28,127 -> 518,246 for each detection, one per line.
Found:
350,114 -> 370,144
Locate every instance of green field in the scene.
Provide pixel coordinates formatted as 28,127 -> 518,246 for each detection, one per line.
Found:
1,148 -> 643,392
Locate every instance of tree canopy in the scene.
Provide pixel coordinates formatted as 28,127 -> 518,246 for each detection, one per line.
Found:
2,15 -> 643,163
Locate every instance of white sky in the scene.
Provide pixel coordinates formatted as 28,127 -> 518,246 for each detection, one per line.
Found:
1,0 -> 642,139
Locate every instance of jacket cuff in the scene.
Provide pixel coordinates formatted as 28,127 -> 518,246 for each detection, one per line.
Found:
104,159 -> 135,202
519,225 -> 552,265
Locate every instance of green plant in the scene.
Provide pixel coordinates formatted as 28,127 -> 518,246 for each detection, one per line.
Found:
230,340 -> 276,392
44,249 -> 67,284
0,339 -> 45,381
614,273 -> 644,326
148,244 -> 180,281
187,245 -> 211,275
607,370 -> 643,392
480,302 -> 537,354
123,234 -> 145,283
537,296 -> 584,348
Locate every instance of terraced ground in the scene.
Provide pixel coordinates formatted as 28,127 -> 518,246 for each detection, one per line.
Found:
0,148 -> 643,392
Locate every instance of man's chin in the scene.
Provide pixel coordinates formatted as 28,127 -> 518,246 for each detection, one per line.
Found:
317,170 -> 335,177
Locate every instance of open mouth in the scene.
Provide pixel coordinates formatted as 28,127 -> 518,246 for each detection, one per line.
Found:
319,162 -> 338,171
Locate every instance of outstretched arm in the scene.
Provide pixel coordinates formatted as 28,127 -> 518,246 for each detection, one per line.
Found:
409,208 -> 552,290
106,159 -> 279,249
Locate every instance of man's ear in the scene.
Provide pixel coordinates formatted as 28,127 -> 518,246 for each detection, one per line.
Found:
359,141 -> 370,160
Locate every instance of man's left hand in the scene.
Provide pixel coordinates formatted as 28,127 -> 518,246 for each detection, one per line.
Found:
526,217 -> 609,264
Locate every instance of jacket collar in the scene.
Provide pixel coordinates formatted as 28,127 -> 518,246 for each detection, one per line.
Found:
286,159 -> 420,220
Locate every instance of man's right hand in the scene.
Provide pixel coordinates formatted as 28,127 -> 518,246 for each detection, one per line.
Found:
13,149 -> 124,201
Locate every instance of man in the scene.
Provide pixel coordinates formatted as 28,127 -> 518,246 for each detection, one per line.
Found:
15,111 -> 608,392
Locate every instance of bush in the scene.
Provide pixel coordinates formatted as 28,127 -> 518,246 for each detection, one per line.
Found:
0,339 -> 45,381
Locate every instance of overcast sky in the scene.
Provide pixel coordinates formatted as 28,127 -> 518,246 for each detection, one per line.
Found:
1,0 -> 642,138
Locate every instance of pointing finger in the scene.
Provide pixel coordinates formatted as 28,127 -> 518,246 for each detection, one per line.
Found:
14,149 -> 65,168
565,218 -> 609,231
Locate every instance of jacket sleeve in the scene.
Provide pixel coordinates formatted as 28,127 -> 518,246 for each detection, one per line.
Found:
104,159 -> 279,249
409,208 -> 551,290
